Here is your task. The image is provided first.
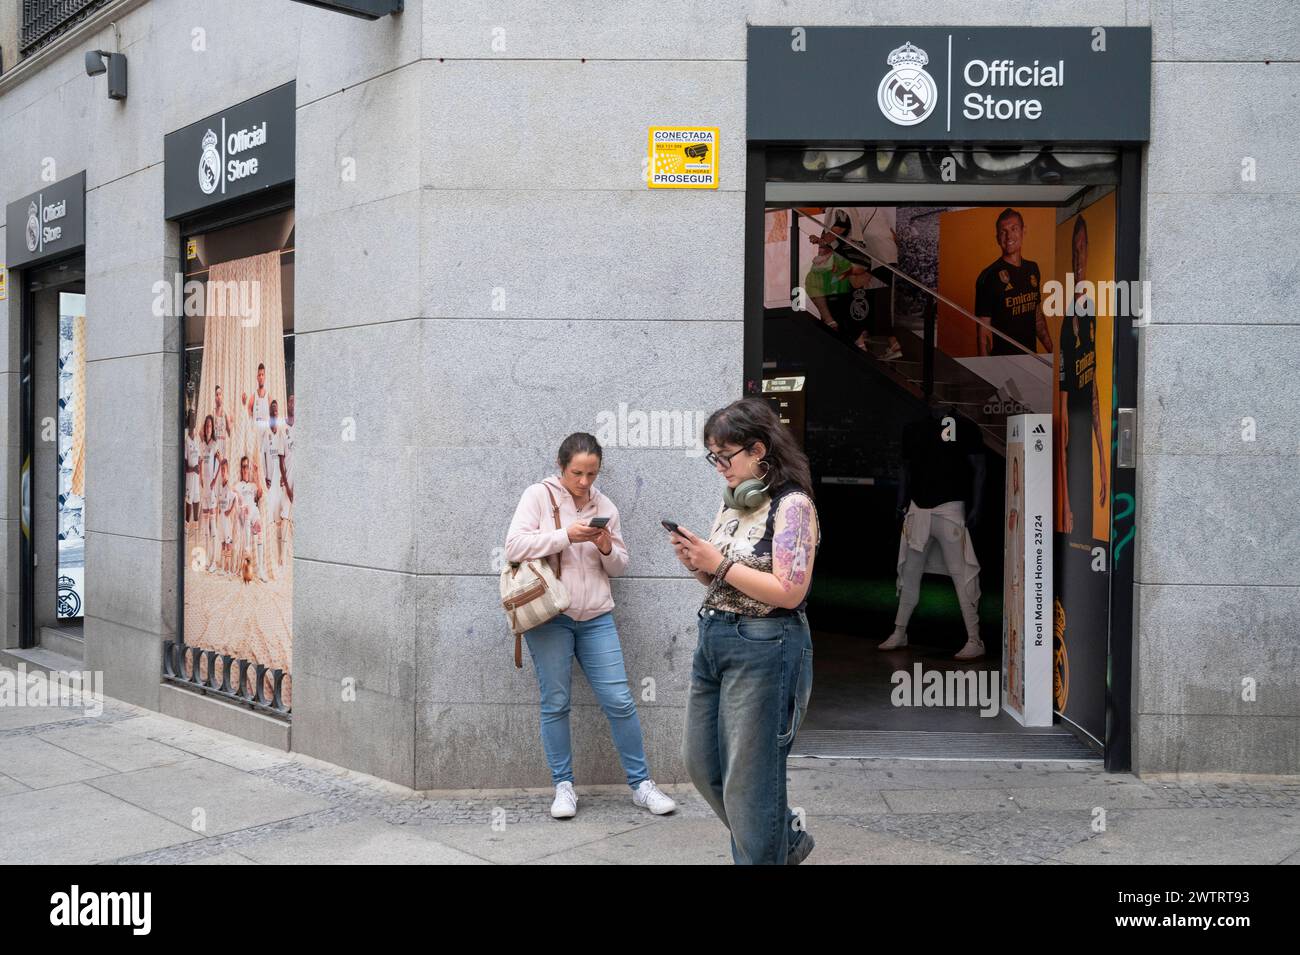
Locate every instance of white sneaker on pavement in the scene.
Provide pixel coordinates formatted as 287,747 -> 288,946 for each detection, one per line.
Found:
954,637 -> 985,660
632,779 -> 676,815
551,781 -> 577,819
878,630 -> 908,650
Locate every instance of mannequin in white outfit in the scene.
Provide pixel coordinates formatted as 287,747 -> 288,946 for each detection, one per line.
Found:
881,408 -> 987,660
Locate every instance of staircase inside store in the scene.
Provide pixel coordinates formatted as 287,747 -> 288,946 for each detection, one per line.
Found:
771,298 -> 1025,458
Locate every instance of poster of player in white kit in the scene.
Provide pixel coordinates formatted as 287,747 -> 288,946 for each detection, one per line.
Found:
182,250 -> 295,704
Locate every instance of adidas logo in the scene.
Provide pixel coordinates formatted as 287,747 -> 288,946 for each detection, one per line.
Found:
1032,424 -> 1046,434
982,394 -> 1030,415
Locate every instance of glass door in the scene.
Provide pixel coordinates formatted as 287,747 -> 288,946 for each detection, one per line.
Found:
20,257 -> 86,648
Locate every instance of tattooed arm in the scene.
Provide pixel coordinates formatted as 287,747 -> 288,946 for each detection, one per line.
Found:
705,493 -> 819,609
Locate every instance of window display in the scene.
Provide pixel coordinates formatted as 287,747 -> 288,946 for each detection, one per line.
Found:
182,210 -> 295,706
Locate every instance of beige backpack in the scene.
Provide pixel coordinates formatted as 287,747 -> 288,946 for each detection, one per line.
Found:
500,484 -> 571,667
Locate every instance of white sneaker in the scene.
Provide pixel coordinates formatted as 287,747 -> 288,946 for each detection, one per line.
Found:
954,637 -> 985,660
632,779 -> 676,815
878,630 -> 908,650
550,781 -> 577,819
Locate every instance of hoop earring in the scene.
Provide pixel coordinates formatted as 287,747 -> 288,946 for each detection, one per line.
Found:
750,458 -> 771,481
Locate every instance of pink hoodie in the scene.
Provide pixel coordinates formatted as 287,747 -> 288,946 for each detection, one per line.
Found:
504,476 -> 629,622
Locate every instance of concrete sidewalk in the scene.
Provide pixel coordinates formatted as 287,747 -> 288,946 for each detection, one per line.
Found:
2,670 -> 1298,865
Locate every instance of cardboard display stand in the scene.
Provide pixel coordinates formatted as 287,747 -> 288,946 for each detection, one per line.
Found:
1002,414 -> 1054,726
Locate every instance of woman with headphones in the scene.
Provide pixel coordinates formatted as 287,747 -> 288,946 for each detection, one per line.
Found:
668,397 -> 821,865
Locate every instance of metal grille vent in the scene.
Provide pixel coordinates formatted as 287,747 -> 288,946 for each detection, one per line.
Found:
20,0 -> 115,58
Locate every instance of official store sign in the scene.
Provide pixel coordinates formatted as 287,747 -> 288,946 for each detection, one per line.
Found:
164,82 -> 296,219
4,171 -> 87,269
647,127 -> 719,189
748,26 -> 1151,142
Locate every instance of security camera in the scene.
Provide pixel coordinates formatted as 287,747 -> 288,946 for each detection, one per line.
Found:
85,50 -> 127,100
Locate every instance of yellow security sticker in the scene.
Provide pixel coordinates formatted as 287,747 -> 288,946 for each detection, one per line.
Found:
648,127 -> 719,189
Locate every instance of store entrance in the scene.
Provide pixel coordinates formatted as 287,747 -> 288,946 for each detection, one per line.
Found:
751,145 -> 1134,763
20,256 -> 88,656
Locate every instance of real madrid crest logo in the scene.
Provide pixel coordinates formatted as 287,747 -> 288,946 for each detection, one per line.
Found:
850,288 -> 870,322
25,200 -> 40,253
877,42 -> 937,127
198,128 -> 222,196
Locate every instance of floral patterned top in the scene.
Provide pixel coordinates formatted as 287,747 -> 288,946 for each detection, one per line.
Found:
701,482 -> 821,616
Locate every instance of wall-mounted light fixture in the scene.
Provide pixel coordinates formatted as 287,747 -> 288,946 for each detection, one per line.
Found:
85,49 -> 127,100
290,0 -> 403,19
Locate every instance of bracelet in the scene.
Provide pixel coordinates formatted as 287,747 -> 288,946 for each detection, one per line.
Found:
713,556 -> 736,583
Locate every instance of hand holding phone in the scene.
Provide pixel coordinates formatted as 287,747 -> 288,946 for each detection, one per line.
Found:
664,519 -> 711,574
567,521 -> 603,544
661,519 -> 690,539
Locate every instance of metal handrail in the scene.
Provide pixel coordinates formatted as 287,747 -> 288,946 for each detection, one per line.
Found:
791,207 -> 1052,367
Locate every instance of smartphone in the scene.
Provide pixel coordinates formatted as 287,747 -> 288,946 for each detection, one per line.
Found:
661,520 -> 688,537
587,516 -> 610,529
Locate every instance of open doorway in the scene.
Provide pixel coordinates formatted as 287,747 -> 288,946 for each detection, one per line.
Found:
752,146 -> 1129,762
20,256 -> 88,658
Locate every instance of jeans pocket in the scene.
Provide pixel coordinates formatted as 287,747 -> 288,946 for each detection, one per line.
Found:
778,647 -> 815,748
735,615 -> 788,644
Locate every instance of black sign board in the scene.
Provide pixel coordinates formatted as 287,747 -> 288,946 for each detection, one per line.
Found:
5,171 -> 87,269
290,0 -> 403,17
748,26 -> 1151,142
164,82 -> 296,220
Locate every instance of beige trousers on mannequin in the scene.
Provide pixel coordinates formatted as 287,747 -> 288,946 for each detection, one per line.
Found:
895,500 -> 982,639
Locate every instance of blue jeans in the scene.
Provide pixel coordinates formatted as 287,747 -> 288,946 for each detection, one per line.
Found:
523,611 -> 650,790
683,608 -> 815,865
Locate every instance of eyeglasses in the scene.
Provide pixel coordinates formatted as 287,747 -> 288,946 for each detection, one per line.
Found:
705,444 -> 752,469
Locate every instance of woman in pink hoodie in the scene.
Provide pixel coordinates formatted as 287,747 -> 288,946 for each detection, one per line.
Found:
505,433 -> 676,820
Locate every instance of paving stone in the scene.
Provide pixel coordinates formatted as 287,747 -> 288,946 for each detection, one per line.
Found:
1052,808 -> 1300,865
236,817 -> 490,865
0,782 -> 199,864
35,723 -> 194,773
0,735 -> 119,789
87,758 -> 333,836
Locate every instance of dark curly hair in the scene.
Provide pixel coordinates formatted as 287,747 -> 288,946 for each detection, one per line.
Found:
702,397 -> 813,498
